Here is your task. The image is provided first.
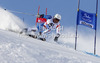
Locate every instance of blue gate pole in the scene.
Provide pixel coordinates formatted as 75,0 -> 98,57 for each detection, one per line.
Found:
75,0 -> 80,50
94,0 -> 98,55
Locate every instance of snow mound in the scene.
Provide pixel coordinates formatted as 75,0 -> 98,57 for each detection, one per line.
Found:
0,7 -> 26,32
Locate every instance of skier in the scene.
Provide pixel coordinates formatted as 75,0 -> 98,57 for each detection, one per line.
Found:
20,14 -> 52,36
36,14 -> 52,35
41,14 -> 61,42
20,14 -> 61,42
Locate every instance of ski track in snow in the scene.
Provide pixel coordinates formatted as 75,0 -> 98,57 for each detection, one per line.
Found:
0,30 -> 100,63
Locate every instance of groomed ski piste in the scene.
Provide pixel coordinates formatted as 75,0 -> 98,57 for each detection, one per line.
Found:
0,7 -> 100,63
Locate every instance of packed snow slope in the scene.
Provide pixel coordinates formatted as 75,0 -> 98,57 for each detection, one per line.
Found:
0,7 -> 26,32
0,30 -> 100,63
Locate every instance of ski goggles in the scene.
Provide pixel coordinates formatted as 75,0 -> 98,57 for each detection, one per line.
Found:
53,18 -> 60,23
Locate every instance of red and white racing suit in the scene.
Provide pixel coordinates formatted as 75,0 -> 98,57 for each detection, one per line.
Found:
43,19 -> 60,36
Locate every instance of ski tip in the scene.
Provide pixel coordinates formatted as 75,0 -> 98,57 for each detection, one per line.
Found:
39,38 -> 46,41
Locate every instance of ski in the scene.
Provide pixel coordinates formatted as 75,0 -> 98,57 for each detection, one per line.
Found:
38,37 -> 46,41
28,34 -> 37,38
27,34 -> 46,41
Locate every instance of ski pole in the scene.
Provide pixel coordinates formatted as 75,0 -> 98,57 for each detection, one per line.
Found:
4,9 -> 37,16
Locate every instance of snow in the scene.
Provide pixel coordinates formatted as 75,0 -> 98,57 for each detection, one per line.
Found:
0,30 -> 100,63
0,7 -> 100,63
58,27 -> 100,56
0,7 -> 26,32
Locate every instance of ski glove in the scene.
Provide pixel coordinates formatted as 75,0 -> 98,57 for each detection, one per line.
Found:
54,34 -> 60,42
37,14 -> 40,18
37,14 -> 44,18
48,23 -> 54,27
54,36 -> 58,42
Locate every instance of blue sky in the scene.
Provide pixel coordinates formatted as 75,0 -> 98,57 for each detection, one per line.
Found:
0,0 -> 100,32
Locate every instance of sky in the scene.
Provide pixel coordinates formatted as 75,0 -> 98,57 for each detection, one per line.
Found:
0,0 -> 100,37
0,0 -> 99,27
0,0 -> 100,54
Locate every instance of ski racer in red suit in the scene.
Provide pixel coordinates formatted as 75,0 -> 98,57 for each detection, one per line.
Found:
41,14 -> 61,42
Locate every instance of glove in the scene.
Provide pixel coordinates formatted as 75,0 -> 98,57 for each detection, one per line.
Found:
48,23 -> 54,27
54,34 -> 60,42
37,14 -> 40,18
54,36 -> 59,42
37,14 -> 44,18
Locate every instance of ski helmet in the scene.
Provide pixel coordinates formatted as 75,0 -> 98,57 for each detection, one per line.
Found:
54,14 -> 61,20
